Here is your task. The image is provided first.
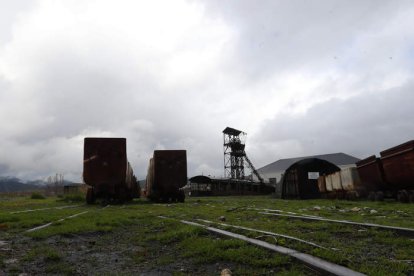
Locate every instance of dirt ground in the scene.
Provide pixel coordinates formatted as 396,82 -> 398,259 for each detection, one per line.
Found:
1,224 -> 298,275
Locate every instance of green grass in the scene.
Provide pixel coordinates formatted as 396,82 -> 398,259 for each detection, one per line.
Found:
24,246 -> 61,262
0,195 -> 413,275
59,193 -> 85,202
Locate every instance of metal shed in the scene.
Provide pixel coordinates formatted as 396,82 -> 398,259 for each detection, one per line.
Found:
282,158 -> 340,199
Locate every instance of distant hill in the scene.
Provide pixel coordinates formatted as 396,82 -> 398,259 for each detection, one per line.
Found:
0,177 -> 42,193
138,179 -> 146,189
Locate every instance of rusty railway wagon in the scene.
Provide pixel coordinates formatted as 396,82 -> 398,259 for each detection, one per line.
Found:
145,150 -> 187,202
355,140 -> 414,202
83,137 -> 140,204
317,140 -> 414,202
380,140 -> 414,202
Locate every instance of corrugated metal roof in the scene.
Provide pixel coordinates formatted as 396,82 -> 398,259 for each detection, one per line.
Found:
258,153 -> 360,174
223,127 -> 244,136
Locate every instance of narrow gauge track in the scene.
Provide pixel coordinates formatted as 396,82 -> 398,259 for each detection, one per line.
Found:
196,218 -> 328,249
24,204 -> 111,233
259,211 -> 414,234
25,211 -> 89,233
159,216 -> 365,276
9,205 -> 81,214
247,207 -> 322,218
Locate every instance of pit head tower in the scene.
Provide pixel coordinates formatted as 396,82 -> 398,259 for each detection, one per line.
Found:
223,127 -> 264,182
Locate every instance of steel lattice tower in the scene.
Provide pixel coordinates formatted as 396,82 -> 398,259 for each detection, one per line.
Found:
223,127 -> 265,182
223,127 -> 246,179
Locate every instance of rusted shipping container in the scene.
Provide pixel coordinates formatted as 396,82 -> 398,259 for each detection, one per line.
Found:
145,150 -> 187,202
83,137 -> 140,203
380,140 -> 414,190
355,155 -> 387,192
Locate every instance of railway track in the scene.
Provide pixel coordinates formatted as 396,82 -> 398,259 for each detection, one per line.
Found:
227,206 -> 414,234
159,216 -> 365,276
22,204 -> 112,233
9,204 -> 81,214
26,211 -> 89,232
195,218 -> 328,249
259,211 -> 414,234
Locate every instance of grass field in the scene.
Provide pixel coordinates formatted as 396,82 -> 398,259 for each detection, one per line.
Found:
1,195 -> 413,275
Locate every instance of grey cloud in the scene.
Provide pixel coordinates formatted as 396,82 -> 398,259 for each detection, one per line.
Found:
251,79 -> 414,166
202,0 -> 414,80
0,0 -> 413,181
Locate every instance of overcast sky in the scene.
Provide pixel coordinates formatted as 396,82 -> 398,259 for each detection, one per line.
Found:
0,0 -> 413,182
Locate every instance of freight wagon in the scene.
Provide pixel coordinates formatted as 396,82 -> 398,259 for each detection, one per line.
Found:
318,167 -> 363,200
318,140 -> 414,202
380,140 -> 414,202
355,155 -> 388,200
145,150 -> 187,202
83,137 -> 140,204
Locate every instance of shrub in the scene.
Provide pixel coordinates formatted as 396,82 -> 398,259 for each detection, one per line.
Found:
30,192 -> 46,199
61,193 -> 85,202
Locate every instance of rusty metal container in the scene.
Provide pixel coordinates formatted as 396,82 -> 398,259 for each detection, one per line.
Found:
83,137 -> 139,203
380,140 -> 414,190
356,155 -> 387,192
145,150 -> 187,202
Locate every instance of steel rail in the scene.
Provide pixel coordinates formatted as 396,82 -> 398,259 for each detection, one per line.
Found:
10,205 -> 81,214
196,218 -> 328,249
247,207 -> 322,218
25,211 -> 89,233
158,216 -> 365,276
259,212 -> 414,234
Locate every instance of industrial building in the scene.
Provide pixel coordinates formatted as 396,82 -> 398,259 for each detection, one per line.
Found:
186,175 -> 273,196
256,153 -> 360,184
281,158 -> 341,199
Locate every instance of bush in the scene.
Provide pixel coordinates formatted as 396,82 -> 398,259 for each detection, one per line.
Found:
61,193 -> 85,202
30,192 -> 46,199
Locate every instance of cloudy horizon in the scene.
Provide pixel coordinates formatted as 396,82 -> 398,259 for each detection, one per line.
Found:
0,0 -> 413,182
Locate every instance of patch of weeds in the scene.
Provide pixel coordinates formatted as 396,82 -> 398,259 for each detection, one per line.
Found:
8,265 -> 23,274
152,223 -> 207,244
276,267 -> 310,276
95,221 -> 120,228
23,246 -> 61,262
60,193 -> 84,202
23,247 -> 42,262
311,247 -> 350,266
359,258 -> 412,276
45,262 -> 74,274
44,248 -> 61,262
129,249 -> 148,263
155,254 -> 176,266
180,235 -> 290,268
0,215 -> 20,224
30,193 -> 46,200
172,272 -> 187,276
